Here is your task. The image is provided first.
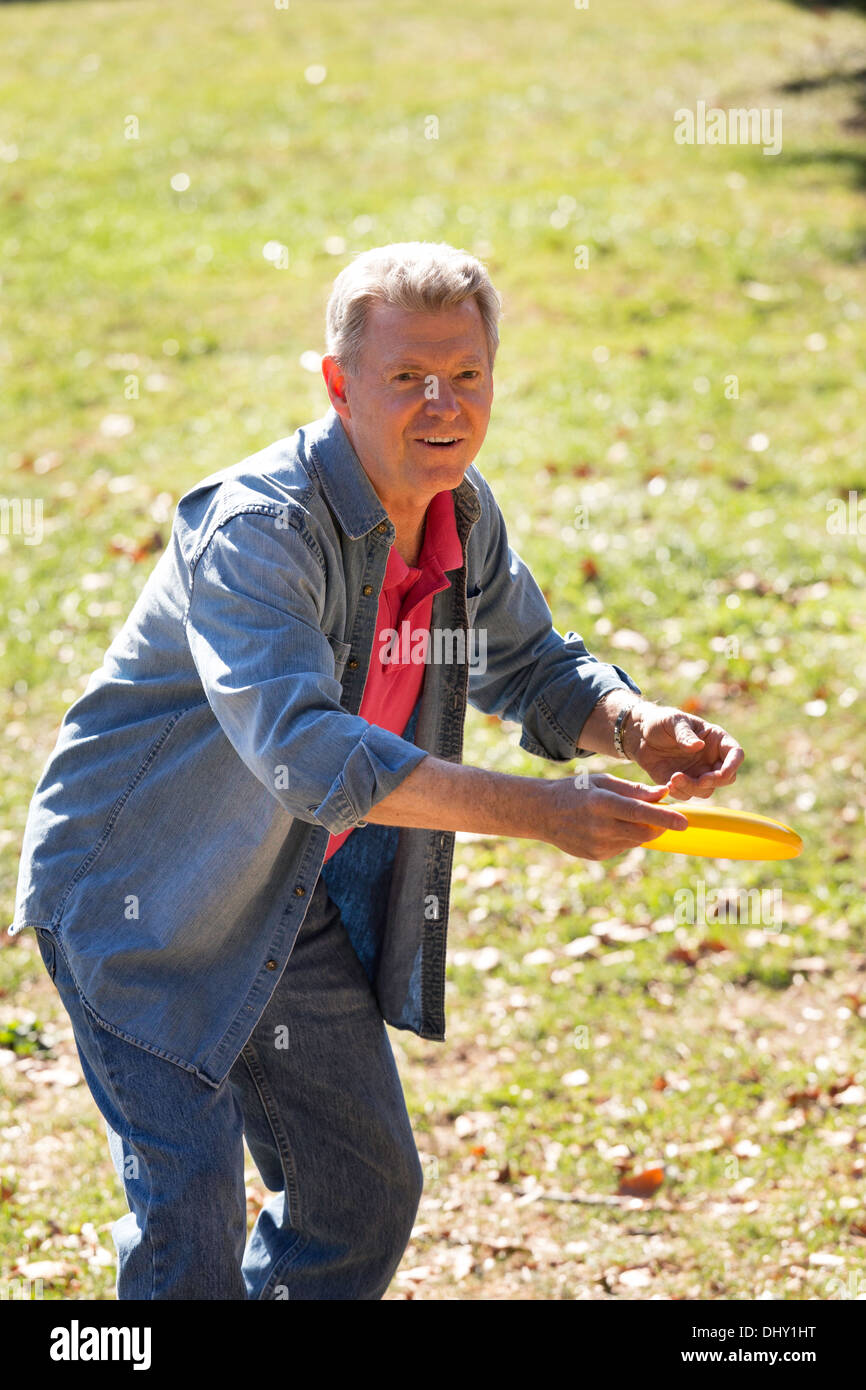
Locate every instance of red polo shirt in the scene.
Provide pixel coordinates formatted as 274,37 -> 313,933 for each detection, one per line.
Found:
323,488 -> 464,862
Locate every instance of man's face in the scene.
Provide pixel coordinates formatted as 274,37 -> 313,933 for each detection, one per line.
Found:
321,298 -> 494,512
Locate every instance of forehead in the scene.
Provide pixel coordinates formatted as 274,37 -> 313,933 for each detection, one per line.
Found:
363,298 -> 488,365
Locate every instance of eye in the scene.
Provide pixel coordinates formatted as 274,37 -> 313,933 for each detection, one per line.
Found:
458,370 -> 480,379
393,372 -> 417,381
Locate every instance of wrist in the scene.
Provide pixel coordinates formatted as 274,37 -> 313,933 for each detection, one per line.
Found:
621,699 -> 646,762
576,689 -> 645,760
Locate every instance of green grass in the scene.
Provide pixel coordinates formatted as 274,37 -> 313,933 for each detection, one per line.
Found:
2,0 -> 866,1300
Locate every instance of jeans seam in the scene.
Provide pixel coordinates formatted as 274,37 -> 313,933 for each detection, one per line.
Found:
239,1041 -> 303,1232
260,1229 -> 312,1300
84,1009 -> 156,1301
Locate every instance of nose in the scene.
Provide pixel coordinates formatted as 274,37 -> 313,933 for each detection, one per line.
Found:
423,378 -> 460,418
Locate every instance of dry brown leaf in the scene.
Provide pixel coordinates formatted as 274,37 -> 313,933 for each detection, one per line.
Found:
679,694 -> 704,714
667,946 -> 698,966
617,1165 -> 664,1198
786,1085 -> 821,1107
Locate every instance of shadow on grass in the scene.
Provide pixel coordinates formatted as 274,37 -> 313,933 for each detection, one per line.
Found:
776,1 -> 866,188
784,0 -> 866,10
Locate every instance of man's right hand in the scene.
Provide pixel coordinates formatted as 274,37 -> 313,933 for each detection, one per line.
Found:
541,772 -> 688,861
364,755 -> 689,861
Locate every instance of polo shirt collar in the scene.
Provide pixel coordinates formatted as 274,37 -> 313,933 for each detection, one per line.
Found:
382,488 -> 463,593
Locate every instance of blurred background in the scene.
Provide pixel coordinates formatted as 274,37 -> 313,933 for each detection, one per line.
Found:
1,0 -> 865,1300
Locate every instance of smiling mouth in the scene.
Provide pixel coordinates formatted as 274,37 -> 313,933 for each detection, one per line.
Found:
416,437 -> 464,448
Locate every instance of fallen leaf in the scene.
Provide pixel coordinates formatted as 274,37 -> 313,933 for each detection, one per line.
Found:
827,1075 -> 857,1097
679,695 -> 705,714
19,1066 -> 80,1087
732,1139 -> 761,1158
592,919 -> 650,944
451,1247 -> 475,1281
562,1068 -> 589,1087
109,531 -> 164,563
786,1085 -> 821,1107
472,947 -> 500,972
564,936 -> 597,957
13,1260 -> 75,1281
667,946 -> 698,966
33,451 -> 63,474
396,1265 -> 434,1284
832,1085 -> 866,1107
617,1166 -> 664,1198
609,629 -> 650,655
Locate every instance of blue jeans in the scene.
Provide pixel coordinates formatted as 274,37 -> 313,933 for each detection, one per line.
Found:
33,875 -> 423,1299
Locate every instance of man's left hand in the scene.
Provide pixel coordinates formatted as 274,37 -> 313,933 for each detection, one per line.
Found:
625,701 -> 745,800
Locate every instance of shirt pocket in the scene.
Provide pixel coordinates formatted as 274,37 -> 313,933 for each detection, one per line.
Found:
326,632 -> 352,679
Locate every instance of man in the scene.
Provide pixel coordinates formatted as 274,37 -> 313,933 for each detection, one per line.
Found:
11,241 -> 743,1300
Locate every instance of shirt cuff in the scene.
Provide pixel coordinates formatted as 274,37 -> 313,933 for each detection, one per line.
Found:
308,724 -> 430,834
518,641 -> 643,762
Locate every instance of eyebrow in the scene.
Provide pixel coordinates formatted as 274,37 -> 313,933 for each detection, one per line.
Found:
383,356 -> 486,371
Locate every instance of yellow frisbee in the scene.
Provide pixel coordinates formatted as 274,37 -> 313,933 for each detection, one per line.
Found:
640,805 -> 802,860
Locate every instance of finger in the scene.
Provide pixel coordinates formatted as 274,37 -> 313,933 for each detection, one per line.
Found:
609,794 -> 689,832
718,746 -> 745,776
667,771 -> 714,798
639,824 -> 671,841
673,716 -> 706,749
669,767 -> 712,785
592,775 -> 671,800
674,769 -> 728,798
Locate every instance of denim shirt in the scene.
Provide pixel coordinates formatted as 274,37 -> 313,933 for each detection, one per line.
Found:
10,407 -> 641,1089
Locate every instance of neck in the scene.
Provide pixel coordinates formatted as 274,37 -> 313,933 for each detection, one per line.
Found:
391,509 -> 428,567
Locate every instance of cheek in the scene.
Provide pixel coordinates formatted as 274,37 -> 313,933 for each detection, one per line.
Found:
390,401 -> 419,430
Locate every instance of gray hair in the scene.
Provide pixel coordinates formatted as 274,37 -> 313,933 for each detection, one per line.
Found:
325,241 -> 502,377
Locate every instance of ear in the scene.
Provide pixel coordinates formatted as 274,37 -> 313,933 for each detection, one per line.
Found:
321,354 -> 352,420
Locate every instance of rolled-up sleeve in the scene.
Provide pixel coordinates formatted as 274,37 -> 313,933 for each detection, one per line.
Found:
184,509 -> 429,832
467,484 -> 642,761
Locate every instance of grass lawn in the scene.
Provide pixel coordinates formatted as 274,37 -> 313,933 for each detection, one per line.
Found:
1,0 -> 865,1300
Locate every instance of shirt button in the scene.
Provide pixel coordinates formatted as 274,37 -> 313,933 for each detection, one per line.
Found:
375,521 -> 388,533
294,884 -> 306,897
347,657 -> 359,669
362,584 -> 373,596
266,959 -> 278,971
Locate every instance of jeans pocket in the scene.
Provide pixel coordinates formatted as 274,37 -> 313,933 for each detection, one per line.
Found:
34,928 -> 57,983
